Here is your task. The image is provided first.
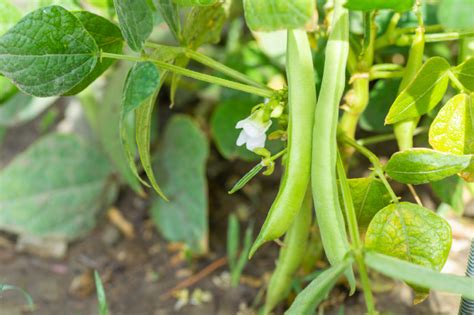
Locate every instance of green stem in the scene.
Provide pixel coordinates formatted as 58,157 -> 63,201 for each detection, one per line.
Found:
144,42 -> 270,90
339,134 -> 399,204
424,30 -> 474,43
185,49 -> 269,89
339,12 -> 376,148
100,52 -> 275,98
357,127 -> 427,146
336,152 -> 377,314
369,70 -> 404,80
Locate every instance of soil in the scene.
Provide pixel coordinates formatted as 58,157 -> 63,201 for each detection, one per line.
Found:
0,102 -> 473,315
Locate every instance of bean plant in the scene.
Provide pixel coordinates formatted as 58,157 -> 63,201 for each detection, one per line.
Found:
0,0 -> 473,314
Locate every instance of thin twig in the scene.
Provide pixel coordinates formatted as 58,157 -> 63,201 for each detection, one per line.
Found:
160,256 -> 228,300
407,184 -> 423,207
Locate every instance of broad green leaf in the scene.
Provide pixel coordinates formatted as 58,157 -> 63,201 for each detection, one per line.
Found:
243,0 -> 315,32
151,115 -> 209,254
94,271 -> 109,315
120,62 -> 161,193
452,57 -> 474,92
154,0 -> 181,41
0,93 -> 57,127
385,148 -> 471,184
385,57 -> 451,124
65,11 -> 123,95
174,0 -> 217,6
438,0 -> 474,30
345,0 -> 414,12
365,252 -> 474,299
135,73 -> 168,200
0,6 -> 99,97
366,202 -> 452,272
113,0 -> 153,51
360,79 -> 399,133
344,177 -> 392,230
429,93 -> 474,155
431,176 -> 465,215
0,0 -> 21,36
79,63 -> 142,194
182,2 -> 229,49
286,258 -> 353,315
0,133 -> 115,240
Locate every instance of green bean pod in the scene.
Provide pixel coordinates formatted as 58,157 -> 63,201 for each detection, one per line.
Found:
394,23 -> 425,150
249,29 -> 316,257
263,189 -> 313,315
311,0 -> 354,284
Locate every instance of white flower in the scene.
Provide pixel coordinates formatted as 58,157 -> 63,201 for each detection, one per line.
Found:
235,111 -> 272,151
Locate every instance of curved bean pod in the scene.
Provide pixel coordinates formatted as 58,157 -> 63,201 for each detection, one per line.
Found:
249,29 -> 316,257
263,189 -> 313,315
311,0 -> 354,285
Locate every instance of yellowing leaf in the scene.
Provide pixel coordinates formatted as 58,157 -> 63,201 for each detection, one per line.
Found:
366,202 -> 452,296
429,93 -> 474,155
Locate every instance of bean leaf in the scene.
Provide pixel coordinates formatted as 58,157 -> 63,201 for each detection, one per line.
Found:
286,258 -> 353,315
342,177 -> 392,230
345,0 -> 414,12
452,57 -> 474,93
366,202 -> 452,296
135,72 -> 168,201
182,2 -> 228,49
65,11 -> 123,95
438,0 -> 474,30
0,133 -> 115,240
385,148 -> 472,184
385,57 -> 451,124
243,0 -> 315,32
121,62 -> 166,199
429,93 -> 474,155
151,115 -> 209,254
365,252 -> 474,299
154,0 -> 181,41
113,0 -> 153,51
0,6 -> 99,97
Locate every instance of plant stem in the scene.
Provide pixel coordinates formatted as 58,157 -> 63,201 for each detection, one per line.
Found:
357,127 -> 427,146
339,134 -> 399,204
340,11 -> 376,159
185,49 -> 269,89
336,153 -> 377,315
424,30 -> 474,43
100,52 -> 275,98
144,42 -> 270,90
